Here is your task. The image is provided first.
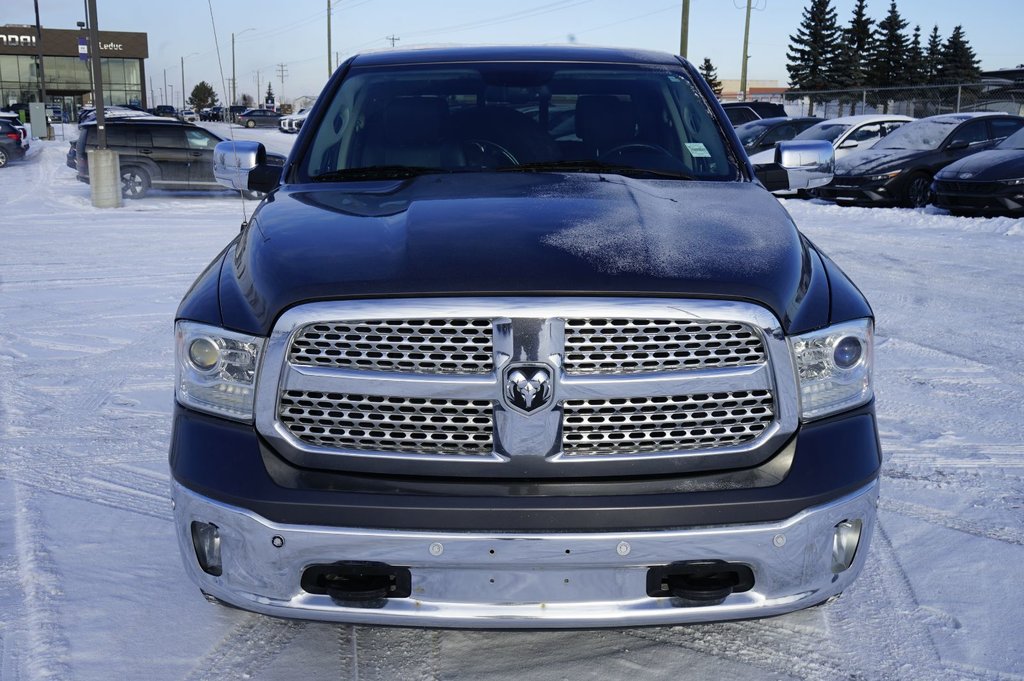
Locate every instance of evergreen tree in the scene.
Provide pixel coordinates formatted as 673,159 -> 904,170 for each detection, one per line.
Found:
187,81 -> 219,111
905,25 -> 926,86
265,82 -> 275,101
924,25 -> 943,83
833,0 -> 875,113
843,0 -> 875,86
938,25 -> 982,83
865,0 -> 909,112
698,58 -> 723,97
786,0 -> 842,115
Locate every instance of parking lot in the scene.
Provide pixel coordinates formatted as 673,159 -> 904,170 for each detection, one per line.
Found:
1,126 -> 1023,680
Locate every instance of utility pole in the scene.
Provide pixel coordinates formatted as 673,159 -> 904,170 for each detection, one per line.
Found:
276,62 -> 288,97
679,0 -> 690,59
181,55 -> 185,111
33,0 -> 47,111
86,0 -> 120,207
163,68 -> 167,107
327,0 -> 332,78
255,71 -> 261,104
231,32 -> 237,105
739,0 -> 753,101
386,35 -> 400,47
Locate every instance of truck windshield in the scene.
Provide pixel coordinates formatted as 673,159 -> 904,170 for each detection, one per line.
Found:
300,62 -> 737,182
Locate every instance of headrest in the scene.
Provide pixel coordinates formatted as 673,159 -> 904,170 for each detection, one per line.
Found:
575,95 -> 635,148
384,96 -> 449,145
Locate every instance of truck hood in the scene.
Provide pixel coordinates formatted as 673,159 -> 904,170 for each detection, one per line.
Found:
220,172 -> 821,334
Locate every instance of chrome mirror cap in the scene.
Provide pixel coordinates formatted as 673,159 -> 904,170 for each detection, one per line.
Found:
775,140 -> 834,190
214,140 -> 266,191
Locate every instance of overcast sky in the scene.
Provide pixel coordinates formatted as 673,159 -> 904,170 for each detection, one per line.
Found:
3,0 -> 1020,105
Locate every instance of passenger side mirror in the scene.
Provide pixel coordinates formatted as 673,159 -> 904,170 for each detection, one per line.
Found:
753,140 -> 834,192
213,140 -> 282,193
946,139 -> 969,151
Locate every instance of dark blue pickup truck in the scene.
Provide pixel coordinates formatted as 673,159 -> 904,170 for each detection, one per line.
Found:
170,45 -> 879,628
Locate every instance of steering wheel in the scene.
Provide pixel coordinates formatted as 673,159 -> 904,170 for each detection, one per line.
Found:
463,139 -> 519,168
599,143 -> 676,163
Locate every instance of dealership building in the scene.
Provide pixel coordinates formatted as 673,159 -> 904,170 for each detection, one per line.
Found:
1,25 -> 149,116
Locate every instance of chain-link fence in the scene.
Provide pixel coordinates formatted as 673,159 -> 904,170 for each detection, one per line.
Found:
748,82 -> 1024,119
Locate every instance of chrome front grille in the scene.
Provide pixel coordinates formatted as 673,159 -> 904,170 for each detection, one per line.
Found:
260,298 -> 796,478
562,391 -> 774,456
564,318 -> 765,375
289,318 -> 493,374
279,391 -> 493,455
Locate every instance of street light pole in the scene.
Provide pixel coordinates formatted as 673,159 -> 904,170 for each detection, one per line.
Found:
231,28 -> 255,106
181,52 -> 198,111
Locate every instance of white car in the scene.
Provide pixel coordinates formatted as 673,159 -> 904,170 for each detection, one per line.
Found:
748,114 -> 914,166
278,108 -> 309,133
179,109 -> 199,123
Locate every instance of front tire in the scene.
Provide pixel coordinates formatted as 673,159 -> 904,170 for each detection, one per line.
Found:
903,172 -> 933,208
0,147 -> 8,168
120,166 -> 151,199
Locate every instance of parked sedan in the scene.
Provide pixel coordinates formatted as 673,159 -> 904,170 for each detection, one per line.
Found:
747,114 -> 912,166
735,117 -> 819,156
236,108 -> 283,128
932,126 -> 1024,216
815,112 -> 1024,207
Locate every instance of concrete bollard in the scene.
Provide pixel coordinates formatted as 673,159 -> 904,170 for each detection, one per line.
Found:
88,148 -> 122,209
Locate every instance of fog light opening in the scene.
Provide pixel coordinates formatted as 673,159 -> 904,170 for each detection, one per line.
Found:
831,519 -> 863,573
191,521 -> 223,576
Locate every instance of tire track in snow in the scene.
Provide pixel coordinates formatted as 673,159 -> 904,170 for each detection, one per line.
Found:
183,615 -> 305,681
624,619 -> 852,680
879,498 -> 1024,546
339,625 -> 441,680
12,485 -> 72,681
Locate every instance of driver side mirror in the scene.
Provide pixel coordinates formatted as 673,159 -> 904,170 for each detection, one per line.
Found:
838,139 -> 859,149
753,140 -> 834,192
946,139 -> 970,151
213,140 -> 282,193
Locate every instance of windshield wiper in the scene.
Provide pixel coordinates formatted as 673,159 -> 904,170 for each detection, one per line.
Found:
310,165 -> 453,182
500,160 -> 696,180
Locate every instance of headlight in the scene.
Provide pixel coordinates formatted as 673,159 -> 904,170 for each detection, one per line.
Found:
789,319 -> 874,421
868,170 -> 901,182
175,321 -> 265,421
999,177 -> 1024,186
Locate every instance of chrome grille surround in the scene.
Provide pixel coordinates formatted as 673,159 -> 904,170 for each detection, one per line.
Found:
563,390 -> 774,456
289,318 -> 493,374
564,318 -> 766,375
279,391 -> 493,455
256,298 -> 799,478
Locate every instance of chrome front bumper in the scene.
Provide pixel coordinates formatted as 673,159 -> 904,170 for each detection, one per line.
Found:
172,480 -> 878,628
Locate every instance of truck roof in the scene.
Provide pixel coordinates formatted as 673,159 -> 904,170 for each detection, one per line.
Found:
350,44 -> 685,67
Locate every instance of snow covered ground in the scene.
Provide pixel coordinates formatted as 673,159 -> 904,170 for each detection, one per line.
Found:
1,127 -> 1022,680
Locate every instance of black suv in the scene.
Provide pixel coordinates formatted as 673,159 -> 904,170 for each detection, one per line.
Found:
722,101 -> 788,126
75,118 -> 282,198
0,119 -> 28,168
